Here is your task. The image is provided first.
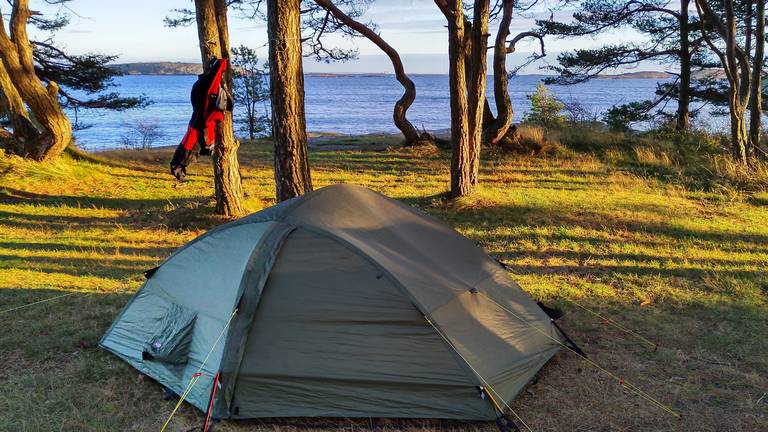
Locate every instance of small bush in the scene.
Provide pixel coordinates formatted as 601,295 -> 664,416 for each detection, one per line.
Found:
500,124 -> 564,155
523,83 -> 566,128
561,98 -> 599,123
120,121 -> 165,150
232,45 -> 271,140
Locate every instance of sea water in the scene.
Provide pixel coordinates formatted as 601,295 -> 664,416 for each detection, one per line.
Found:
66,74 -> 698,151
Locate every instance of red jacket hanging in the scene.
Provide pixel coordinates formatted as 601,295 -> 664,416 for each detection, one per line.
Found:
170,58 -> 232,181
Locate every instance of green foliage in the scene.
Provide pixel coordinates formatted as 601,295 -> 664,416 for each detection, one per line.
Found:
231,45 -> 271,140
524,83 -> 566,127
602,101 -> 653,131
25,4 -> 148,114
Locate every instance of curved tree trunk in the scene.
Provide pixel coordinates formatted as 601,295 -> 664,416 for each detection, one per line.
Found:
0,0 -> 72,161
314,0 -> 430,146
482,98 -> 495,129
268,0 -> 313,202
194,0 -> 245,217
0,58 -> 38,153
485,0 -> 514,146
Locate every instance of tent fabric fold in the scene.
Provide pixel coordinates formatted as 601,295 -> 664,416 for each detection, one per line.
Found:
100,183 -> 561,421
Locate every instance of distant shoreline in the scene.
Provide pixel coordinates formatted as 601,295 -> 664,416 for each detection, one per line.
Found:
110,62 -> 678,79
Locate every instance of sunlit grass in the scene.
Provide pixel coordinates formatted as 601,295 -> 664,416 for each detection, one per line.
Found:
0,138 -> 766,431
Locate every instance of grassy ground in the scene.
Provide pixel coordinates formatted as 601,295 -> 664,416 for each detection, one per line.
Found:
0,134 -> 766,431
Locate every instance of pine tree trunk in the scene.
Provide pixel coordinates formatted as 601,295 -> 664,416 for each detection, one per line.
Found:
442,0 -> 472,197
268,0 -> 313,202
730,101 -> 749,164
486,0 -> 514,145
677,0 -> 691,131
466,0 -> 489,187
0,0 -> 72,161
315,0 -> 429,146
748,0 -> 764,154
194,0 -> 245,217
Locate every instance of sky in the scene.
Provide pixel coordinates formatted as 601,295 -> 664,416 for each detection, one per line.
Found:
22,0 -> 665,74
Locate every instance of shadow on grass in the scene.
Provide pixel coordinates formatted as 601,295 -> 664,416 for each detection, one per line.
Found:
0,288 -> 132,358
0,186 -> 226,233
0,253 -> 161,279
0,187 -> 194,211
0,241 -> 176,256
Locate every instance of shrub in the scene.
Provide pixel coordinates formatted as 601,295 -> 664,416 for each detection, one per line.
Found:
120,121 -> 165,150
523,83 -> 566,128
500,124 -> 564,155
232,45 -> 271,140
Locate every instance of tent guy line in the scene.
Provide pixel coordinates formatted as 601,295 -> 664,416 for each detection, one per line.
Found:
566,299 -> 659,351
495,258 -> 660,351
477,292 -> 682,420
160,308 -> 239,432
0,292 -> 90,317
424,315 -> 533,432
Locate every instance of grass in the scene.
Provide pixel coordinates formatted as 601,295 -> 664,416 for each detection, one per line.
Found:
0,132 -> 767,431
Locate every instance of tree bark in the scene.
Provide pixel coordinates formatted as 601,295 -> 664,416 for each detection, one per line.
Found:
437,0 -> 472,197
482,98 -> 496,129
677,0 -> 691,131
725,0 -> 750,163
486,0 -> 514,145
268,0 -> 313,202
0,0 -> 72,161
0,56 -> 37,153
748,0 -> 764,155
314,0 -> 430,146
466,0 -> 490,187
696,0 -> 752,164
194,0 -> 245,217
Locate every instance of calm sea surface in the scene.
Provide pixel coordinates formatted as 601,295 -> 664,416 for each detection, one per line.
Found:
68,74 -> 689,151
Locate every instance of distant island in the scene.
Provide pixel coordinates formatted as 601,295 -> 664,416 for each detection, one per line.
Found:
110,63 -> 396,77
111,63 -> 706,80
110,62 -> 203,75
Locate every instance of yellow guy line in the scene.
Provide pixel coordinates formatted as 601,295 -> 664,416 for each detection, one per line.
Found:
477,292 -> 681,419
0,292 -> 92,317
566,299 -> 658,350
160,308 -> 238,432
496,257 -> 658,350
424,316 -> 535,432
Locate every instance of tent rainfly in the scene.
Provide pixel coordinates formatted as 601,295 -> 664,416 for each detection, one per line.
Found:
100,184 -> 565,423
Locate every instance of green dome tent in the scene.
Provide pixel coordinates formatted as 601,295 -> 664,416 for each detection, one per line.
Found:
100,184 -> 563,422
